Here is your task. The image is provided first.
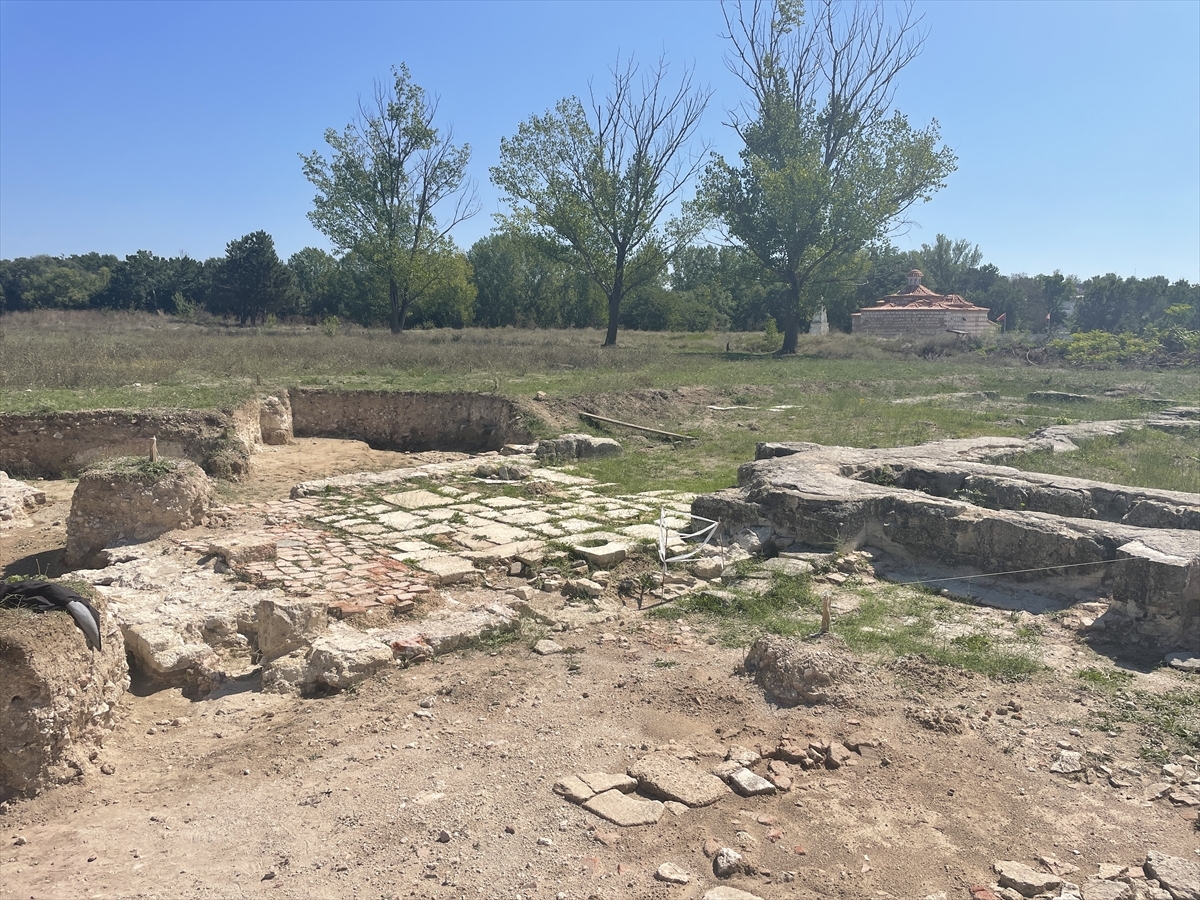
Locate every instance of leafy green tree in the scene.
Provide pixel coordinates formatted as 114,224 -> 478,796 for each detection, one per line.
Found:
97,250 -> 174,311
288,247 -> 344,319
468,232 -> 594,328
671,243 -> 788,331
491,56 -> 711,346
704,0 -> 957,353
915,234 -> 982,293
1073,274 -> 1194,335
301,64 -> 479,334
1037,271 -> 1076,329
0,254 -> 115,310
406,250 -> 476,328
210,231 -> 299,326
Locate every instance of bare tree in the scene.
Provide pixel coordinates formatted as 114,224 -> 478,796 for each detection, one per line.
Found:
302,64 -> 479,333
491,56 -> 712,346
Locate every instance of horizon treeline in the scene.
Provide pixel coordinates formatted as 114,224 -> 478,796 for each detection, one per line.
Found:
1,230 -> 1197,339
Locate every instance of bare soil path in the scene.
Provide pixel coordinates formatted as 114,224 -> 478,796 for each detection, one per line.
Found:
2,443 -> 1197,900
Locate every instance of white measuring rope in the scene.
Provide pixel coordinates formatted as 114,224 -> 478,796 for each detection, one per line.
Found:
896,556 -> 1133,587
658,508 -> 720,571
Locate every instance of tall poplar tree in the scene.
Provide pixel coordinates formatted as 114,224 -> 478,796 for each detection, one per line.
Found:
301,64 -> 478,333
704,0 -> 957,352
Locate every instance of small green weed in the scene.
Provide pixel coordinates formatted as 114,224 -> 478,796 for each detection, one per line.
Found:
1076,666 -> 1136,692
656,572 -> 820,646
951,632 -> 992,653
475,627 -> 521,651
96,456 -> 178,479
1079,669 -> 1200,757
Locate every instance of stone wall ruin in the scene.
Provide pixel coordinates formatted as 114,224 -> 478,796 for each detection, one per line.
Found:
288,389 -> 531,452
0,399 -> 272,481
0,590 -> 128,800
0,389 -> 534,482
694,436 -> 1199,652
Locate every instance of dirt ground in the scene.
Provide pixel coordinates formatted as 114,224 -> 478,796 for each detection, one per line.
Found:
2,440 -> 1198,900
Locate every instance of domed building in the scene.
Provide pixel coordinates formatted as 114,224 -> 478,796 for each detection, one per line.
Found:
851,269 -> 998,337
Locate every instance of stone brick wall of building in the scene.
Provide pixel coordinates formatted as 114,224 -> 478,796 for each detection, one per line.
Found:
851,309 -> 995,337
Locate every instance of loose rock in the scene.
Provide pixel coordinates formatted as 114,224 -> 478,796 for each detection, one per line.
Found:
1050,750 -> 1084,775
533,639 -> 564,656
726,767 -> 776,797
1081,880 -> 1131,900
703,889 -> 765,900
655,862 -> 690,884
713,847 -> 744,878
994,860 -> 1063,897
552,776 -> 594,804
578,772 -> 636,794
1143,851 -> 1200,900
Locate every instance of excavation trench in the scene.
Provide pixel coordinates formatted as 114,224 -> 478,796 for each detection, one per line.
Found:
0,389 -> 534,480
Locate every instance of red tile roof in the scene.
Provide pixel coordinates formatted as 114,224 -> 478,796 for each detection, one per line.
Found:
868,281 -> 989,312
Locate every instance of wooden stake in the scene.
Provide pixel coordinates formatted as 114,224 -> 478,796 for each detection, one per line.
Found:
578,412 -> 692,441
149,436 -> 158,463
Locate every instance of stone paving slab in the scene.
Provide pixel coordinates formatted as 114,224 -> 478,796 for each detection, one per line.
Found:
462,540 -> 545,568
382,489 -> 453,509
555,518 -> 610,535
503,508 -> 554,526
628,752 -> 730,807
480,496 -> 529,509
418,555 -> 480,585
583,789 -> 665,827
375,509 -> 422,530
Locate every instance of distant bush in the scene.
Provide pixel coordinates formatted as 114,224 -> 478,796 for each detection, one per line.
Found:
1050,330 -> 1196,367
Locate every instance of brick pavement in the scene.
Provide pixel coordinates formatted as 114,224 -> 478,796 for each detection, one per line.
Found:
182,463 -> 699,625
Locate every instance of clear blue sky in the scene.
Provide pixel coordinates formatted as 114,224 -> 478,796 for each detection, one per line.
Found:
2,0 -> 1197,281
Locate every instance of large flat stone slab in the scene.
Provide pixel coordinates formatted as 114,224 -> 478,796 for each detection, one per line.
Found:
695,437 -> 1200,650
417,555 -> 479,585
579,772 -> 637,793
628,752 -> 729,808
376,510 -> 421,530
582,789 -> 664,826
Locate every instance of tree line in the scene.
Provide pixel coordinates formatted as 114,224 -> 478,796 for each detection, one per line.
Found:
2,1 -> 1196,343
4,231 -> 1194,339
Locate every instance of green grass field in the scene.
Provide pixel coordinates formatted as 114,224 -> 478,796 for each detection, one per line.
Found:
2,309 -> 1196,494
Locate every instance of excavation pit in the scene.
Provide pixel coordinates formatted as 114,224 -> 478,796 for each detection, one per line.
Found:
0,389 -> 534,481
